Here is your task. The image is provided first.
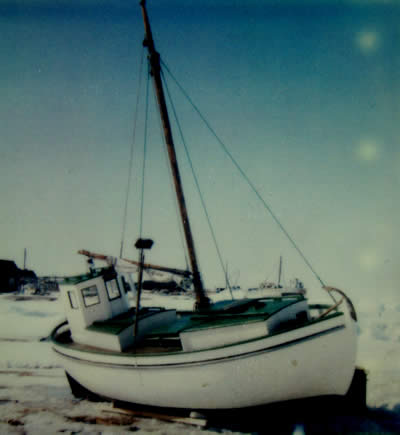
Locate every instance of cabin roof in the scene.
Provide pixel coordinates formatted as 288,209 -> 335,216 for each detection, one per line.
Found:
61,267 -> 114,285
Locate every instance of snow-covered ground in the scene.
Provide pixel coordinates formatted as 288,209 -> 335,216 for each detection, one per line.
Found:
0,290 -> 399,434
354,297 -> 400,413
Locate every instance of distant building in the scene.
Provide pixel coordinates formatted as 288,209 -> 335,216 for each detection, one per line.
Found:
0,260 -> 19,292
0,259 -> 37,292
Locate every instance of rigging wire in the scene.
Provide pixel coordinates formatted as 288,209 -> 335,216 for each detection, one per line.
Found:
161,59 -> 329,292
160,67 -> 234,299
149,70 -> 190,272
120,46 -> 145,258
139,66 -> 151,238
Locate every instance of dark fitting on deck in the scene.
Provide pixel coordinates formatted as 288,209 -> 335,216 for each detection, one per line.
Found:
134,238 -> 154,338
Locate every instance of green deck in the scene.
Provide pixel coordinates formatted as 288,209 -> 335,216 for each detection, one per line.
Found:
207,297 -> 300,316
86,308 -> 137,335
85,296 -> 304,337
149,296 -> 303,337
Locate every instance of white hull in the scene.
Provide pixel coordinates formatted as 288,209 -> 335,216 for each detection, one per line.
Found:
52,307 -> 357,410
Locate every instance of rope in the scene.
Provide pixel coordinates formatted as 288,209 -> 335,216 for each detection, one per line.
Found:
139,67 -> 151,238
161,67 -> 234,299
161,59 -> 326,289
120,46 -> 145,258
150,72 -> 190,271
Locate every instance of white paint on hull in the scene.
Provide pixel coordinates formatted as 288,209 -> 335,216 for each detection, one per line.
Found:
52,309 -> 357,409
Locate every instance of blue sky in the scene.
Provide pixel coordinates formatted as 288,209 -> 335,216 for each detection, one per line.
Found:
1,0 -> 399,303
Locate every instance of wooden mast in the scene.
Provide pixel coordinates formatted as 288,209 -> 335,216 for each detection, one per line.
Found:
139,0 -> 210,309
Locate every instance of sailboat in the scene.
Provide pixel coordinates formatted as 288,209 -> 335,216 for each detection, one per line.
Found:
248,256 -> 307,297
51,0 -> 358,410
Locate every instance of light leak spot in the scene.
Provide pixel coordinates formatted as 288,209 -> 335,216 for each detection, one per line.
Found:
359,250 -> 379,271
356,30 -> 380,54
292,424 -> 306,435
355,139 -> 380,162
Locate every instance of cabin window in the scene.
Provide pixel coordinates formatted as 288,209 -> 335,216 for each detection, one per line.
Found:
68,291 -> 79,309
82,285 -> 100,307
105,278 -> 121,301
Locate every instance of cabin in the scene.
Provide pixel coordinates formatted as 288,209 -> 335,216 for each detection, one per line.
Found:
60,267 -> 176,351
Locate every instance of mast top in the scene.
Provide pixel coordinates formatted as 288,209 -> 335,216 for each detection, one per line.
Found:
139,0 -> 211,309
